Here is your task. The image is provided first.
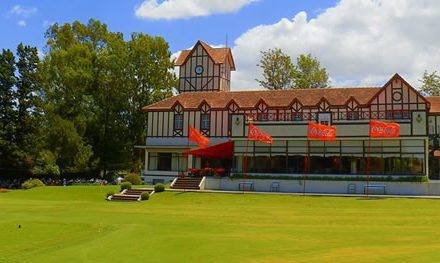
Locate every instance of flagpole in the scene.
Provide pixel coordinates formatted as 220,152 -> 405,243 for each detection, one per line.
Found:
303,139 -> 309,195
366,136 -> 371,197
243,138 -> 249,193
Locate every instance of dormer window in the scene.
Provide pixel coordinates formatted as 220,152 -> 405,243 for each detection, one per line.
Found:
201,114 -> 210,130
174,114 -> 183,130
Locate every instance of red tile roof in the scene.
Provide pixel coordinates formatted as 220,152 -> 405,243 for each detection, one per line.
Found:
427,96 -> 440,113
144,87 -> 381,111
175,41 -> 236,70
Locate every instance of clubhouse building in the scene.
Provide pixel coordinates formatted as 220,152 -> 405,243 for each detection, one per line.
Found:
141,41 -> 440,194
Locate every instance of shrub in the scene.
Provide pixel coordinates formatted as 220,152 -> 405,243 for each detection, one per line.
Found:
141,192 -> 150,200
154,183 -> 165,192
120,182 -> 132,191
123,173 -> 142,185
106,191 -> 115,199
21,179 -> 45,190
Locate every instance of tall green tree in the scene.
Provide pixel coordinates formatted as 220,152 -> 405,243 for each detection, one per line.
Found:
0,49 -> 18,169
256,48 -> 295,90
0,49 -> 16,142
126,33 -> 176,171
292,54 -> 329,89
419,70 -> 440,96
42,20 -> 115,175
41,19 -> 176,176
256,49 -> 330,89
15,43 -> 43,155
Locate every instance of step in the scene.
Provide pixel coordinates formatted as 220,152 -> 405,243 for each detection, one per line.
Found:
174,179 -> 202,183
172,185 -> 200,189
171,177 -> 202,189
173,182 -> 199,187
172,183 -> 200,187
111,194 -> 140,201
125,190 -> 152,195
176,178 -> 202,181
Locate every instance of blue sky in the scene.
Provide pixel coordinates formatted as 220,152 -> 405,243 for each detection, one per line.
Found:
0,0 -> 337,53
1,0 -> 439,90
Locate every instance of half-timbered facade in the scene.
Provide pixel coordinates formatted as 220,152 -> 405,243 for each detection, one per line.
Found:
175,40 -> 235,93
142,41 -> 440,179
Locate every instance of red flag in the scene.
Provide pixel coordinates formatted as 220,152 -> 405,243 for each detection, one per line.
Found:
248,123 -> 273,144
307,122 -> 336,141
189,125 -> 210,148
369,120 -> 399,138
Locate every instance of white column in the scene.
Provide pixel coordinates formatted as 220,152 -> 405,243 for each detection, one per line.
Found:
144,150 -> 149,173
425,138 -> 430,177
188,155 -> 193,169
351,159 -> 357,174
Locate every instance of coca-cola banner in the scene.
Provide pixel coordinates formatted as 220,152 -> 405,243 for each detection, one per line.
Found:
248,123 -> 273,144
307,122 -> 336,141
369,120 -> 400,138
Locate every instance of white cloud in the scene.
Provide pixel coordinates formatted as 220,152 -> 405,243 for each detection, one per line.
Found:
17,20 -> 26,27
135,0 -> 256,20
9,5 -> 37,18
230,0 -> 440,90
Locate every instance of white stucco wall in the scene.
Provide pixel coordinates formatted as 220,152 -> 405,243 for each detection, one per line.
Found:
204,177 -> 440,196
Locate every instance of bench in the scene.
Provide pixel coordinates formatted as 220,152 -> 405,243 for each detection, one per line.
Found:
347,183 -> 356,194
270,182 -> 280,192
238,182 -> 254,191
364,184 -> 386,195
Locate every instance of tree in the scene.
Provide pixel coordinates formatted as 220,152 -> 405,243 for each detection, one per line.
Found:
41,114 -> 96,174
0,49 -> 16,138
15,43 -> 43,155
256,49 -> 330,89
292,54 -> 330,89
126,33 -> 176,171
0,49 -> 18,169
256,48 -> 295,90
32,150 -> 60,177
419,70 -> 440,96
41,19 -> 176,176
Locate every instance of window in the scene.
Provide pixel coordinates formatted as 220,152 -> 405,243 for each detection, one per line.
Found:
201,114 -> 210,130
257,113 -> 268,121
347,111 -> 359,120
174,114 -> 183,130
386,110 -> 410,120
291,113 -> 303,121
157,153 -> 172,171
148,152 -> 187,171
232,139 -> 425,176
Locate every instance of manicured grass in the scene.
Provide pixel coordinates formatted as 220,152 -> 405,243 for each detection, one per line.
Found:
1,186 -> 440,262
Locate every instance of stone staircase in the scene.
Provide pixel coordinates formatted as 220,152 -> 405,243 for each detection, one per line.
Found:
109,188 -> 153,201
171,177 -> 203,190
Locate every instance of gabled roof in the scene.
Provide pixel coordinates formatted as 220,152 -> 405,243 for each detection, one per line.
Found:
367,73 -> 430,105
143,87 -> 380,111
427,96 -> 440,113
174,40 -> 236,70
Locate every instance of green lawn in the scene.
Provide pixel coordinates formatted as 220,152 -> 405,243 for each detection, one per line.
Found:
1,186 -> 440,262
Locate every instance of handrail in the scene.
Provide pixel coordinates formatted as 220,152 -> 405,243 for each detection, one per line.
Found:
198,176 -> 206,190
170,177 -> 178,188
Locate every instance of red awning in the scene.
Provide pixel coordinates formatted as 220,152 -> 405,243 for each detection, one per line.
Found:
183,141 -> 234,159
